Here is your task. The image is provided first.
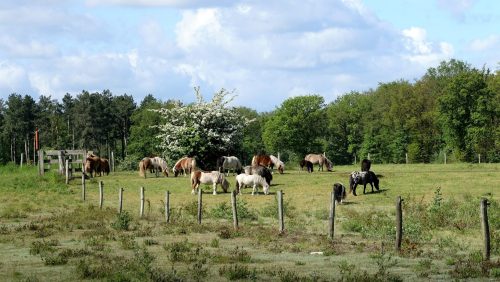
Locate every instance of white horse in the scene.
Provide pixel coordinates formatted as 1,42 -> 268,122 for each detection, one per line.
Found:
150,157 -> 169,177
190,170 -> 229,195
235,173 -> 269,195
217,156 -> 243,176
269,155 -> 285,174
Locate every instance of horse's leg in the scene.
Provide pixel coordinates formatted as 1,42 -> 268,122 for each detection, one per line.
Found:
213,182 -> 217,195
363,183 -> 367,194
352,184 -> 358,196
252,183 -> 257,195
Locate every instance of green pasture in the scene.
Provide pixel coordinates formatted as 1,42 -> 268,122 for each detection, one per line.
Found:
0,163 -> 499,281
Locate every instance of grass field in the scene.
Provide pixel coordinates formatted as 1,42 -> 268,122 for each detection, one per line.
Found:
0,163 -> 499,281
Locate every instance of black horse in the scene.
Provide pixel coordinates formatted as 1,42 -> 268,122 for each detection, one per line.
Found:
333,183 -> 347,204
349,171 -> 379,196
299,160 -> 313,173
243,165 -> 273,185
361,159 -> 371,172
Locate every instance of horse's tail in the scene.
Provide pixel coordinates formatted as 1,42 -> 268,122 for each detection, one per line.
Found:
190,158 -> 197,171
251,156 -> 257,166
139,160 -> 146,178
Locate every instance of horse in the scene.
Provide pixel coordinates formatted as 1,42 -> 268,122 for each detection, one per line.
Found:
243,165 -> 272,185
173,157 -> 196,177
151,157 -> 169,177
84,154 -> 101,178
361,159 -> 371,172
98,158 -> 110,176
304,153 -> 333,172
251,154 -> 272,168
269,155 -> 285,174
139,157 -> 169,178
190,170 -> 229,195
216,156 -> 242,176
235,173 -> 269,195
349,171 -> 379,196
299,160 -> 313,173
333,183 -> 347,204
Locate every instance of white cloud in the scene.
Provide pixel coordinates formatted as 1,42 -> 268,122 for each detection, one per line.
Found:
0,61 -> 27,94
86,0 -> 231,8
468,35 -> 499,52
401,27 -> 453,66
436,0 -> 478,20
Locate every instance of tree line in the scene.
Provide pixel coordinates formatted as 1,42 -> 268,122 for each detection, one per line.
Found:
0,59 -> 498,167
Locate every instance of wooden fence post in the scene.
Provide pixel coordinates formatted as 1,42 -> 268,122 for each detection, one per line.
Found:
118,188 -> 124,214
140,187 -> 145,218
479,154 -> 481,164
20,153 -> 24,168
480,198 -> 490,261
58,151 -> 64,175
111,152 -> 115,173
395,196 -> 403,252
38,150 -> 44,176
329,188 -> 336,240
231,190 -> 238,230
165,191 -> 170,224
444,152 -> 447,164
197,189 -> 203,224
405,153 -> 408,164
65,159 -> 70,184
99,181 -> 104,209
81,173 -> 86,201
278,190 -> 285,233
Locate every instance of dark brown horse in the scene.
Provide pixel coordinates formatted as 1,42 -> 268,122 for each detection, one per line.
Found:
99,158 -> 110,176
173,157 -> 196,177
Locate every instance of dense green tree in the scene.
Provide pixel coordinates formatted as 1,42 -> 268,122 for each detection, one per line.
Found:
262,95 -> 326,160
127,95 -> 166,160
439,67 -> 495,161
233,107 -> 264,164
111,94 -> 136,159
1,94 -> 37,163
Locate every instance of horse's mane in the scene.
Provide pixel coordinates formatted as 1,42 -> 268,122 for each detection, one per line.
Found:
174,157 -> 185,170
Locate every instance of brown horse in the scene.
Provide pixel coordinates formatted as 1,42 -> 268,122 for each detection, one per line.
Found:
84,154 -> 101,178
99,158 -> 110,176
173,157 -> 196,177
251,154 -> 272,168
304,153 -> 332,172
190,170 -> 229,195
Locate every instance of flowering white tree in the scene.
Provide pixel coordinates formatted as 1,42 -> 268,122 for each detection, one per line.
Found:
155,87 -> 252,169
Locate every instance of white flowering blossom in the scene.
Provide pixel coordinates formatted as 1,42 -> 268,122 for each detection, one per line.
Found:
154,88 -> 253,167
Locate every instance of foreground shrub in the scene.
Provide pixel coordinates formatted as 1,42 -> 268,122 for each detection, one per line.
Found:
111,211 -> 132,231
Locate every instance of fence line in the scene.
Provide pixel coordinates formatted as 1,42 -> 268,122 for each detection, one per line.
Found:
77,186 -> 493,255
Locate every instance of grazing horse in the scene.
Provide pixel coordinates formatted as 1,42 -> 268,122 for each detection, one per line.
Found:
299,160 -> 313,173
216,156 -> 242,176
243,165 -> 272,185
349,171 -> 379,196
173,157 -> 196,177
269,155 -> 285,174
85,154 -> 101,178
139,157 -> 169,178
190,170 -> 229,195
304,153 -> 333,172
361,159 -> 371,172
333,183 -> 347,204
251,154 -> 272,168
235,173 -> 269,195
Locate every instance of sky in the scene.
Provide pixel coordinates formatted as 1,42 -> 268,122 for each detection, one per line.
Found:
0,0 -> 498,111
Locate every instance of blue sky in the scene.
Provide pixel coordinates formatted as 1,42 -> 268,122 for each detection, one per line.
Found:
0,0 -> 498,111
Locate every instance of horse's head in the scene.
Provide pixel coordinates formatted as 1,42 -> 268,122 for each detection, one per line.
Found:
326,158 -> 333,172
221,178 -> 229,193
263,182 -> 270,195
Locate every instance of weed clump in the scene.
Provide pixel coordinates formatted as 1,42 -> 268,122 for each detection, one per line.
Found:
111,211 -> 132,231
